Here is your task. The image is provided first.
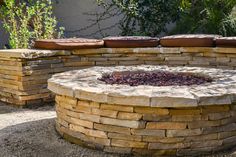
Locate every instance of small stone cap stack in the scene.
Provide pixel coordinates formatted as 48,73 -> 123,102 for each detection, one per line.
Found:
34,38 -> 104,50
215,37 -> 236,47
160,34 -> 221,47
103,36 -> 159,48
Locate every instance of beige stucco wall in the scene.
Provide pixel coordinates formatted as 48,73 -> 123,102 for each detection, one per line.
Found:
53,0 -> 122,39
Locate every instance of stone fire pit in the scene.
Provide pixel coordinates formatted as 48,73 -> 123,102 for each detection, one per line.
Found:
48,65 -> 236,156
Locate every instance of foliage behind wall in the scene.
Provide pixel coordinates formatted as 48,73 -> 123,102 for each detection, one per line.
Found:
96,0 -> 236,37
0,0 -> 64,49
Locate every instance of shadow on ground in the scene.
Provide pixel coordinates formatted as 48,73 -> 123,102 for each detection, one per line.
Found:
0,118 -> 129,157
0,102 -> 55,114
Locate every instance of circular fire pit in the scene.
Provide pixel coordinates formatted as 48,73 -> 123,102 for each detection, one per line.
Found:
48,65 -> 236,156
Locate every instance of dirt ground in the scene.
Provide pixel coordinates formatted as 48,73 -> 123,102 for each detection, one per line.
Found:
0,102 -> 236,157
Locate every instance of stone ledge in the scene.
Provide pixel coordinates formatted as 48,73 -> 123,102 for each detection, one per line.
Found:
1,47 -> 235,59
73,47 -> 236,55
48,65 -> 236,108
0,49 -> 70,59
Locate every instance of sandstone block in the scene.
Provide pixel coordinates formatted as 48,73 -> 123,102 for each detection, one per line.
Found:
96,61 -> 117,66
188,120 -> 221,129
59,107 -> 80,119
72,48 -> 110,55
143,114 -> 171,122
215,47 -> 236,54
88,57 -> 108,62
92,108 -> 118,118
108,133 -> 142,141
202,105 -> 230,113
165,56 -> 192,61
185,133 -> 218,142
100,117 -> 145,129
160,48 -> 181,54
64,61 -> 94,67
134,107 -> 169,115
142,136 -> 184,143
218,131 -> 236,139
119,61 -> 144,65
70,124 -> 107,138
146,122 -> 187,130
56,117 -> 69,128
89,102 -> 100,108
75,105 -> 91,113
180,47 -> 213,53
177,147 -> 213,156
131,129 -> 165,137
222,136 -> 236,145
111,139 -> 147,148
172,115 -> 202,122
48,82 -> 74,97
149,142 -> 190,150
169,109 -> 201,115
77,100 -> 90,107
191,140 -> 222,148
100,104 -> 133,112
203,123 -> 236,134
58,111 -> 93,129
57,101 -> 74,110
75,90 -> 107,104
216,57 -> 230,63
108,56 -> 138,61
208,112 -> 231,120
90,138 -> 110,147
167,129 -> 202,137
94,123 -> 130,135
189,60 -> 210,65
133,48 -> 161,54
117,112 -> 142,120
139,56 -> 164,61
107,95 -> 149,106
79,113 -> 100,123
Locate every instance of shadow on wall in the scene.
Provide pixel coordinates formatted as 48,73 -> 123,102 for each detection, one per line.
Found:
53,0 -> 122,39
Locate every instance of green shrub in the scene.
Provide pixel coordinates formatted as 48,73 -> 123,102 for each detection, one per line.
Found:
0,0 -> 64,49
96,0 -> 179,37
96,0 -> 236,36
172,0 -> 236,36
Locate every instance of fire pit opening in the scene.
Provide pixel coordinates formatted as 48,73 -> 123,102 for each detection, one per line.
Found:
99,70 -> 213,86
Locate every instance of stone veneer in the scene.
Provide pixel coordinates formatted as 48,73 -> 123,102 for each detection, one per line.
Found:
0,47 -> 235,106
48,66 -> 236,156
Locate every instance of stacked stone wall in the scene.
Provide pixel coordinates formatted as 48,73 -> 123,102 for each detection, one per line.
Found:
0,47 -> 235,106
55,95 -> 236,156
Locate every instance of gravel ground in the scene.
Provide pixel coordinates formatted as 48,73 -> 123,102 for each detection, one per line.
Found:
0,102 -> 236,157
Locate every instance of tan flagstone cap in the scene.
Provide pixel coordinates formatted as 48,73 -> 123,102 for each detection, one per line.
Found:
48,65 -> 236,108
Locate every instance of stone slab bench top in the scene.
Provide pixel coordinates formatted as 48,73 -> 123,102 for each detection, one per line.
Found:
0,49 -> 71,59
0,47 -> 236,59
48,65 -> 236,108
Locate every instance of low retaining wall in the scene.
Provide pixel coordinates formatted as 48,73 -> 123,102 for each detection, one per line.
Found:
56,96 -> 236,156
0,47 -> 235,106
